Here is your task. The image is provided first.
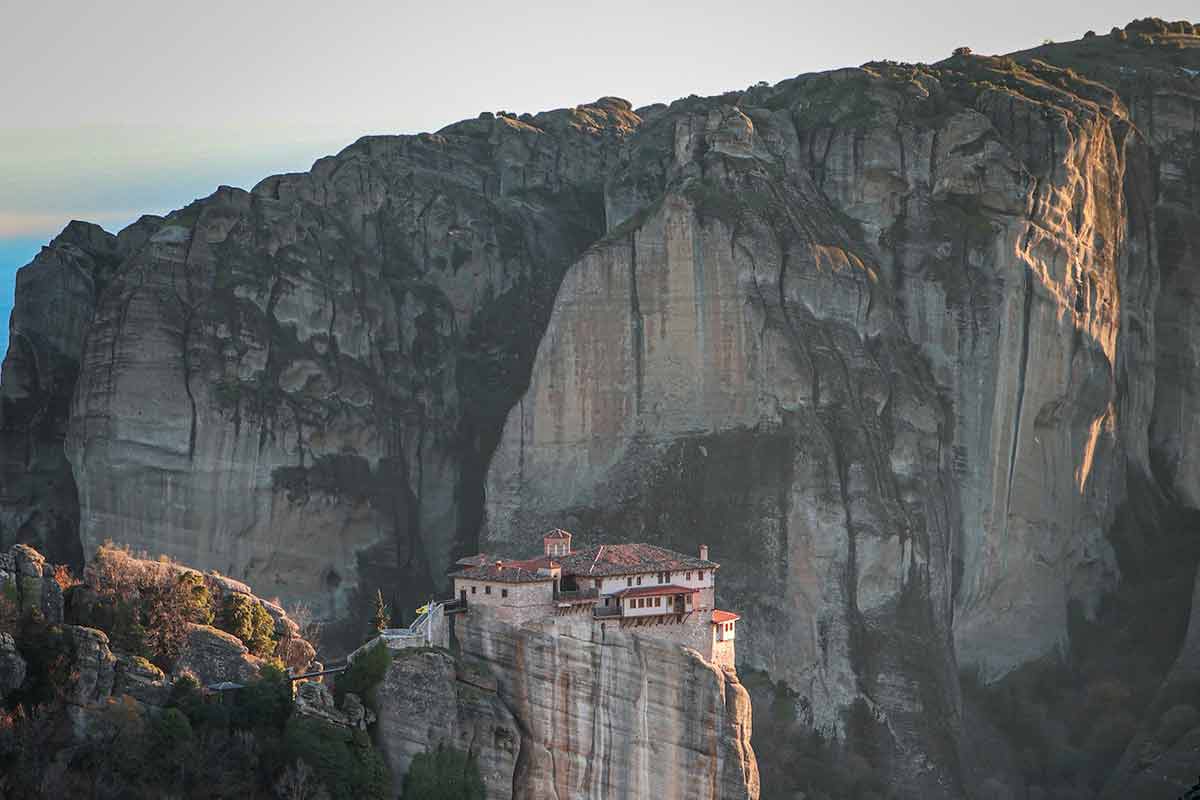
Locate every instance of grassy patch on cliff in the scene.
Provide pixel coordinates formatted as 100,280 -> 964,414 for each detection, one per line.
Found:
683,176 -> 778,229
789,74 -> 882,130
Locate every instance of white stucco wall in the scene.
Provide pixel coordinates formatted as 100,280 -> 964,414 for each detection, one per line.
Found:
594,567 -> 715,596
621,592 -> 694,617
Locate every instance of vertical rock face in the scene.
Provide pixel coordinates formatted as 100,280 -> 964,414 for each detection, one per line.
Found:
375,647 -> 520,798
375,617 -> 758,800
63,624 -> 118,737
482,55 -> 1170,793
0,221 -> 131,566
1,25 -> 1198,795
61,102 -> 637,624
1134,78 -> 1200,505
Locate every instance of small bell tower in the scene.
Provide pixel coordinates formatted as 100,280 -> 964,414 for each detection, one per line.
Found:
543,528 -> 572,557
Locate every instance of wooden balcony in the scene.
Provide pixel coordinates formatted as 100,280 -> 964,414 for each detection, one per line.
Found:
554,587 -> 599,603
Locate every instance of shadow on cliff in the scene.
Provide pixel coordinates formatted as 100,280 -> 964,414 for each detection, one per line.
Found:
956,469 -> 1200,800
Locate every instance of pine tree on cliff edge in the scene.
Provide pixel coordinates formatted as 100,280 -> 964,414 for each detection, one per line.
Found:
370,589 -> 391,639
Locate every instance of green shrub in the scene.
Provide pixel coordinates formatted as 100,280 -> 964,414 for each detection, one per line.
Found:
8,616 -> 74,709
335,641 -> 391,709
176,572 -> 214,626
151,710 -> 195,762
219,592 -> 277,657
232,663 -> 294,730
283,716 -> 391,800
401,745 -> 485,800
166,671 -> 208,723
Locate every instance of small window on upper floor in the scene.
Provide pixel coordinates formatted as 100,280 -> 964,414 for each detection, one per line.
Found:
471,585 -> 477,594
485,585 -> 492,595
502,589 -> 509,598
686,571 -> 692,581
636,576 -> 643,585
627,577 -> 633,587
699,571 -> 705,581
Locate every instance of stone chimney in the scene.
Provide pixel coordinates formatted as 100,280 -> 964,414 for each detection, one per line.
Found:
699,544 -> 709,561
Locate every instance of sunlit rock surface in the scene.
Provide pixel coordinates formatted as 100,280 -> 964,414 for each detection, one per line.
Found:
375,615 -> 758,800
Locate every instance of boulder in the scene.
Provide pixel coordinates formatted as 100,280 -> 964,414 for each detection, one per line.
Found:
294,681 -> 375,730
276,635 -> 317,673
0,632 -> 27,699
113,653 -> 168,706
64,625 -> 116,738
2,544 -> 63,623
173,624 -> 261,686
11,543 -> 45,578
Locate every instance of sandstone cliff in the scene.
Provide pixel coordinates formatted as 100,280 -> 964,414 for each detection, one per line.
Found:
482,48 -> 1174,794
2,18 -> 1199,798
56,100 -> 637,628
375,616 -> 758,800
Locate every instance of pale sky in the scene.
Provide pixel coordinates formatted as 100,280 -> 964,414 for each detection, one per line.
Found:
1,0 -> 1195,355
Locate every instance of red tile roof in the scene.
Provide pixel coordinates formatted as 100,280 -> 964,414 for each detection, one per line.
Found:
712,610 -> 740,623
614,584 -> 699,599
543,528 -> 572,539
558,543 -> 718,577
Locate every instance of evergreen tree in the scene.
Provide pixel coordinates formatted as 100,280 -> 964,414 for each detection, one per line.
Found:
370,590 -> 391,637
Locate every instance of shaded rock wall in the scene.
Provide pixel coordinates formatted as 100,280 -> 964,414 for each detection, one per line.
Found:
1,222 -> 130,565
59,102 -> 637,625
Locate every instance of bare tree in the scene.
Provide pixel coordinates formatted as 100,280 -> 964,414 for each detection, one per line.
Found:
289,600 -> 322,652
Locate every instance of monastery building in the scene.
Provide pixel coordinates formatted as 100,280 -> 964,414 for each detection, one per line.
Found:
448,529 -> 739,669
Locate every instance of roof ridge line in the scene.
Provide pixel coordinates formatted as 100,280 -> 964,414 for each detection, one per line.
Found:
589,544 -> 605,575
